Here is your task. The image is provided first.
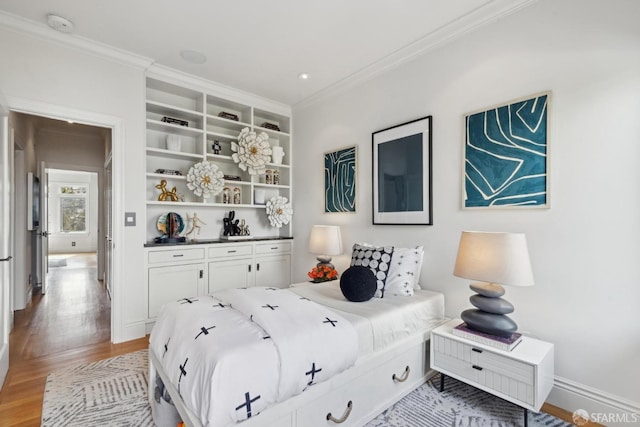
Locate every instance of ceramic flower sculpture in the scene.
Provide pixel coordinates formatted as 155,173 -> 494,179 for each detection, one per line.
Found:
231,127 -> 272,175
266,196 -> 292,228
186,161 -> 224,199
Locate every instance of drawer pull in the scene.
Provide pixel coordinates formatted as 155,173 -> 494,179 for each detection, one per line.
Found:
270,246 -> 279,250
392,366 -> 410,382
326,400 -> 353,424
227,250 -> 237,253
472,348 -> 483,353
172,254 -> 184,257
472,365 -> 483,371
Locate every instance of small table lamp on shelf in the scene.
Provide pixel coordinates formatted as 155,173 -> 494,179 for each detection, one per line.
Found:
308,225 -> 343,282
453,231 -> 534,338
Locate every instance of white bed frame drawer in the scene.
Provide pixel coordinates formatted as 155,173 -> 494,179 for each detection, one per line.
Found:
296,341 -> 428,427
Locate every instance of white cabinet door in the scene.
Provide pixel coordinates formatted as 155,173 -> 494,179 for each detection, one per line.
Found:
148,263 -> 204,318
208,257 -> 253,293
255,254 -> 291,288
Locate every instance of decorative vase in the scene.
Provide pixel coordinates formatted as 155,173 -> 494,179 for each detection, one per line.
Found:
272,146 -> 284,165
254,189 -> 266,205
166,134 -> 181,151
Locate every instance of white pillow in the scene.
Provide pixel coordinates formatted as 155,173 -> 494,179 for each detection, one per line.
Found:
385,246 -> 424,296
350,243 -> 394,298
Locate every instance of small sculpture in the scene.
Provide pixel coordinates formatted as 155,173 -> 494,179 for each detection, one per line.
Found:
156,179 -> 179,202
212,140 -> 222,155
222,187 -> 231,204
239,219 -> 250,236
223,211 -> 242,236
233,187 -> 241,204
185,212 -> 207,238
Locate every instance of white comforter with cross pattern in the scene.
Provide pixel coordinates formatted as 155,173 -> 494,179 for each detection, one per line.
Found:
149,287 -> 358,427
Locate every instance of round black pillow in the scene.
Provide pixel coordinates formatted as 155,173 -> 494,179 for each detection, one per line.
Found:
340,266 -> 377,302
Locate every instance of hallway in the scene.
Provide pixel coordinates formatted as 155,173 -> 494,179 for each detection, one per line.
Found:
0,252 -> 147,427
10,253 -> 110,360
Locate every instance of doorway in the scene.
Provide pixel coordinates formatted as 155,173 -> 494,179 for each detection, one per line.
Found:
10,112 -> 112,360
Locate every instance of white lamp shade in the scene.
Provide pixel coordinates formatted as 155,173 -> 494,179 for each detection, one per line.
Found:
453,231 -> 534,287
308,225 -> 343,256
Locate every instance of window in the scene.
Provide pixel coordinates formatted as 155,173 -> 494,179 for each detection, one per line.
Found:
59,185 -> 88,232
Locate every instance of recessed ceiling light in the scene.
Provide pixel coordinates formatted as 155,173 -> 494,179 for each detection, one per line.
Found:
298,73 -> 310,80
47,14 -> 74,33
180,50 -> 207,65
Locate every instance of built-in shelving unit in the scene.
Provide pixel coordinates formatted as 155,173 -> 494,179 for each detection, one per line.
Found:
145,76 -> 292,241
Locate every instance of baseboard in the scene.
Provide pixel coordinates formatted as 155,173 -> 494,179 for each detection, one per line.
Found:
113,321 -> 147,344
549,375 -> 639,427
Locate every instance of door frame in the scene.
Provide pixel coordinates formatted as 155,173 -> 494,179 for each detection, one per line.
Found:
6,97 -> 125,343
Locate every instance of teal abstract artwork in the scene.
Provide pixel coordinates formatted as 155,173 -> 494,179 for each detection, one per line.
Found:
464,93 -> 549,208
325,146 -> 356,212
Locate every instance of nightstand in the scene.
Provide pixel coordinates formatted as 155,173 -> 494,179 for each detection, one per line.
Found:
430,319 -> 554,427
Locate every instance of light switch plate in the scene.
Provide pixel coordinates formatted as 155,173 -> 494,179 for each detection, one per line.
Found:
125,212 -> 136,226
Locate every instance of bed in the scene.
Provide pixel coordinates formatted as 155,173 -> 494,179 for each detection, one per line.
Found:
148,282 -> 446,427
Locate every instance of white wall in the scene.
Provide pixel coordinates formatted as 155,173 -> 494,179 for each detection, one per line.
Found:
47,170 -> 98,253
9,112 -> 36,310
293,0 -> 640,419
0,23 -> 148,342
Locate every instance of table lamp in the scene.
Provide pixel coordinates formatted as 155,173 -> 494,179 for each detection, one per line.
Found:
308,225 -> 343,269
453,231 -> 534,337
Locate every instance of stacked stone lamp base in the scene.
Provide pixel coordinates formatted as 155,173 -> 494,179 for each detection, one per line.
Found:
461,282 -> 518,338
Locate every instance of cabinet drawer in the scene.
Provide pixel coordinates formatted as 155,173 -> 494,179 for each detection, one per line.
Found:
208,245 -> 253,258
148,248 -> 205,264
255,242 -> 291,254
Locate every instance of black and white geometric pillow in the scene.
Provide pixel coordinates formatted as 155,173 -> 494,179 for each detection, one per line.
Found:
350,243 -> 394,298
385,246 -> 424,296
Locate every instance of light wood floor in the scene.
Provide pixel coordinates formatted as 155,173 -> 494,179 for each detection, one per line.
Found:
0,253 -> 148,427
0,253 -> 594,426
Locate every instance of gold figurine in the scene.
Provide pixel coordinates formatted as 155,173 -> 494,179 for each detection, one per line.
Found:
156,179 -> 179,202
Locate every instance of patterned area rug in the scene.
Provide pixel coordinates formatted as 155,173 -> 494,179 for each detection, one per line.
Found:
365,375 -> 572,427
42,350 -> 152,427
42,350 -> 571,427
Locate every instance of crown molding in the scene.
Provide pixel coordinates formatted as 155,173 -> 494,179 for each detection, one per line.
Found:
294,0 -> 539,110
0,10 -> 153,71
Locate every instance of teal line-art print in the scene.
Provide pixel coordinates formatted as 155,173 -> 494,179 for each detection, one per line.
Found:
464,93 -> 549,208
324,146 -> 356,213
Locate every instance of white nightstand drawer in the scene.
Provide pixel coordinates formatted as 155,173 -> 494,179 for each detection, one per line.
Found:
430,319 -> 553,412
148,248 -> 205,264
434,334 -> 533,384
433,351 -> 479,383
477,350 -> 533,384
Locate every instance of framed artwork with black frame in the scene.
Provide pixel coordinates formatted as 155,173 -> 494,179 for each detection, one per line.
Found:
372,115 -> 432,225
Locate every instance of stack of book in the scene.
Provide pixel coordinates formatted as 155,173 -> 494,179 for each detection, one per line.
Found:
452,322 -> 522,351
161,116 -> 189,127
218,111 -> 239,121
261,122 -> 280,131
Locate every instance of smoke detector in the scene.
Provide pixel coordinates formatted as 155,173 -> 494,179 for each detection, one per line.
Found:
47,14 -> 74,33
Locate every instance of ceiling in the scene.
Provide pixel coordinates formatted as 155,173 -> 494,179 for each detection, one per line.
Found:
0,0 -> 536,106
